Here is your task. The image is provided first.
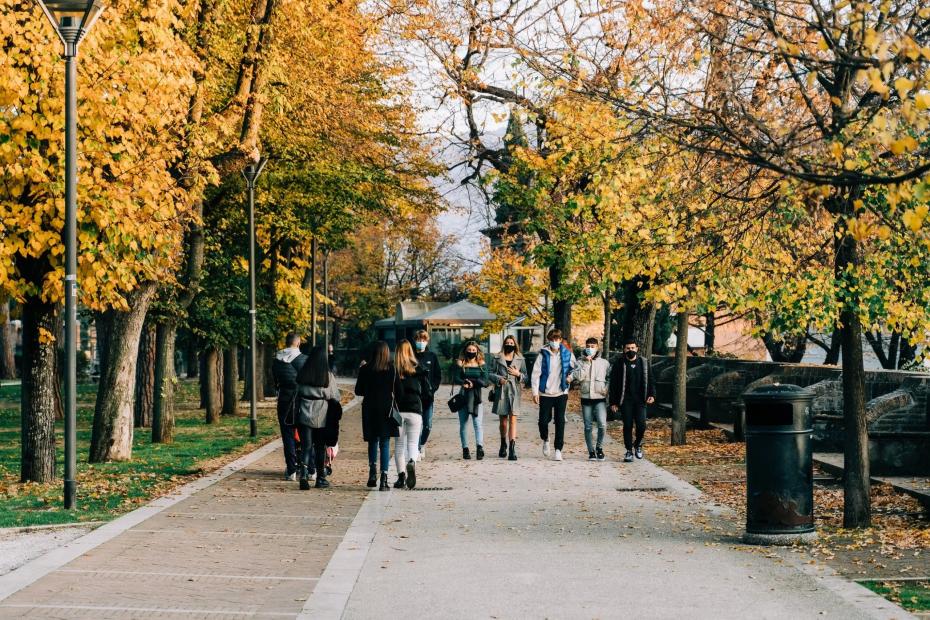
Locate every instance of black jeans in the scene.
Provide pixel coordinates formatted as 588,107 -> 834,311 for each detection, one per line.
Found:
621,399 -> 647,450
277,406 -> 298,475
538,394 -> 568,450
297,425 -> 326,479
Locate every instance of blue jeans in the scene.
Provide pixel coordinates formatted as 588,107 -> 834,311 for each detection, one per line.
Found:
419,401 -> 435,447
458,405 -> 484,448
582,400 -> 607,453
368,436 -> 391,473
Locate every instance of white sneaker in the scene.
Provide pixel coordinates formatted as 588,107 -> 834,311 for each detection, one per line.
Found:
285,471 -> 296,481
553,449 -> 563,461
542,440 -> 551,457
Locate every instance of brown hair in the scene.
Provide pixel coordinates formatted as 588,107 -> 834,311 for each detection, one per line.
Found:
414,329 -> 429,341
546,328 -> 563,340
396,340 -> 418,378
501,335 -> 522,357
457,340 -> 485,366
370,341 -> 391,372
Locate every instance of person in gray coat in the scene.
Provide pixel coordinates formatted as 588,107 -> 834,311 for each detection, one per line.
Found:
491,335 -> 526,461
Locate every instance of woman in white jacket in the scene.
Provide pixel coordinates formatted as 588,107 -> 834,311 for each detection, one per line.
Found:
575,337 -> 610,461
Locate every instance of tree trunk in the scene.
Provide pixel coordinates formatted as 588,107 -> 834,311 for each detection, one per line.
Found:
836,232 -> 870,528
602,292 -> 612,355
134,320 -> 157,428
0,300 -> 17,379
762,332 -> 806,363
824,327 -> 842,365
89,285 -> 157,463
671,311 -> 689,446
262,342 -> 276,398
549,263 -> 572,343
200,352 -> 208,408
151,321 -> 177,443
898,336 -> 917,369
20,296 -> 59,482
184,336 -> 199,379
704,311 -> 715,355
204,346 -> 222,423
634,303 -> 656,359
222,346 -> 239,416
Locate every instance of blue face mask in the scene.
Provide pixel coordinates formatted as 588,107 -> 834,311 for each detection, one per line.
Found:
415,341 -> 427,352
584,347 -> 596,357
548,341 -> 560,350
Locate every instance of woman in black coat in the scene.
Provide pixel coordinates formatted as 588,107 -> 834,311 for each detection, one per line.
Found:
354,341 -> 400,491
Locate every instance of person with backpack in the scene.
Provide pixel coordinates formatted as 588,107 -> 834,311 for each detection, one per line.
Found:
490,335 -> 526,461
575,336 -> 611,461
413,330 -> 441,460
272,333 -> 307,481
295,345 -> 340,489
354,341 -> 400,491
452,340 -> 497,460
530,329 -> 576,462
392,340 -> 432,489
608,338 -> 656,463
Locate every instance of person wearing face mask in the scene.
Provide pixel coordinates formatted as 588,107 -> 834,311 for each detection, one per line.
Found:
530,329 -> 576,461
453,341 -> 499,460
608,338 -> 656,462
413,330 -> 441,460
574,336 -> 611,461
490,335 -> 526,460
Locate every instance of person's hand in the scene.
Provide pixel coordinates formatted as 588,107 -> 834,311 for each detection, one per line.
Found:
533,394 -> 539,405
464,380 -> 473,389
646,396 -> 655,405
610,404 -> 618,413
499,377 -> 506,385
359,360 -> 367,367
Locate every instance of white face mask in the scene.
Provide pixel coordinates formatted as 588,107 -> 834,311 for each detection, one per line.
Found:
548,341 -> 560,350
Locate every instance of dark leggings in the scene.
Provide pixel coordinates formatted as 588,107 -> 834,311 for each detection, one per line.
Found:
297,425 -> 327,478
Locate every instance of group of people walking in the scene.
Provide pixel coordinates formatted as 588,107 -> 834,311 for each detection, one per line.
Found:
272,327 -> 656,492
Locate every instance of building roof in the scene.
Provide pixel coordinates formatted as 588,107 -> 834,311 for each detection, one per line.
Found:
396,301 -> 446,321
416,300 -> 496,324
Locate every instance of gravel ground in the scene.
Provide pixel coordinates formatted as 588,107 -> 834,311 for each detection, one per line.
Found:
0,525 -> 94,576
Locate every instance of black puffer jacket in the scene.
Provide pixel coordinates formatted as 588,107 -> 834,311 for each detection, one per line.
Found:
396,367 -> 431,414
272,350 -> 307,418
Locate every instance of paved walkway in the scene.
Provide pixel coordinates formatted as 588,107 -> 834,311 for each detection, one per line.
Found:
0,398 -> 910,619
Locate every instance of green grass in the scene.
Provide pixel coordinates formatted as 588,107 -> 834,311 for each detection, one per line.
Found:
861,581 -> 930,612
0,379 -> 276,528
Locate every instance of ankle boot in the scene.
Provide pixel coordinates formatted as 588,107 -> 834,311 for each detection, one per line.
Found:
299,466 -> 311,490
367,464 -> 377,488
394,472 -> 406,488
476,445 -> 484,460
379,472 -> 389,491
508,440 -> 517,461
499,438 -> 507,458
463,447 -> 471,460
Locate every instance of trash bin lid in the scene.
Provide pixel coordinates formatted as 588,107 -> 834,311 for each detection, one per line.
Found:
743,383 -> 813,403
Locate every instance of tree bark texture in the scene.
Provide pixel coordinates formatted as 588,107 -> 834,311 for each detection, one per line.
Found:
762,332 -> 806,363
151,321 -> 177,443
548,263 -> 572,344
204,346 -> 222,423
20,296 -> 59,482
90,284 -> 157,462
222,346 -> 239,416
671,312 -> 689,446
704,311 -> 715,355
134,320 -> 156,428
0,299 -> 17,379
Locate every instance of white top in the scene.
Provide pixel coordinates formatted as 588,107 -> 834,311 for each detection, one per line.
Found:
531,346 -> 576,397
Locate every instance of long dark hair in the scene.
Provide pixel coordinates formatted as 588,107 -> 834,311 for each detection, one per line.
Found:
369,341 -> 392,372
296,345 -> 330,387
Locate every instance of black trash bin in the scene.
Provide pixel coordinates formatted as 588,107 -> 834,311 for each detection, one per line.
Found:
742,384 -> 817,544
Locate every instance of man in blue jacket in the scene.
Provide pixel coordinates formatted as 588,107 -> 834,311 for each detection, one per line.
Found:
531,329 -> 576,462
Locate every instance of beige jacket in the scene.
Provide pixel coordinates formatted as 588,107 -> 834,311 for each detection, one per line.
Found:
574,355 -> 610,400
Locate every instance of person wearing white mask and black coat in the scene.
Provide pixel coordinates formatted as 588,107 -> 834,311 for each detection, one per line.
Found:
608,338 -> 656,463
413,330 -> 441,459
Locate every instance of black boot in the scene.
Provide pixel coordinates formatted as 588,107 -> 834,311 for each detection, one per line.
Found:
508,440 -> 517,461
394,472 -> 406,488
499,438 -> 507,458
463,447 -> 471,460
476,445 -> 484,460
367,464 -> 377,488
299,465 -> 310,490
379,472 -> 389,491
315,475 -> 330,489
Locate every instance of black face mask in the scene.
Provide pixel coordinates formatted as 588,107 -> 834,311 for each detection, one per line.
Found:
465,351 -> 477,360
503,344 -> 516,354
625,350 -> 637,360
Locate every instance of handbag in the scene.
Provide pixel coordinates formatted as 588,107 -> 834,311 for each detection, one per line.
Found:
447,379 -> 466,412
390,367 -> 403,426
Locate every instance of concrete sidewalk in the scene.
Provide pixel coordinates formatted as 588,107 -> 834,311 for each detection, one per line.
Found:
0,398 -> 910,619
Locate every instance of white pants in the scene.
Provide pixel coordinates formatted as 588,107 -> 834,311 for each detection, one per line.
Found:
394,411 -> 423,472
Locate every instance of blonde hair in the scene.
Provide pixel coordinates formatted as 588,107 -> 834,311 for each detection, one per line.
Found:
457,340 -> 485,366
396,340 -> 418,378
500,335 -> 522,357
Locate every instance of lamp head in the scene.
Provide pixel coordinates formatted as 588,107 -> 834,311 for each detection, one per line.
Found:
34,0 -> 105,55
241,157 -> 269,186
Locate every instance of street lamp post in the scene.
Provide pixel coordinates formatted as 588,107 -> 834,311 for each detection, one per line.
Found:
242,158 -> 267,439
33,0 -> 105,510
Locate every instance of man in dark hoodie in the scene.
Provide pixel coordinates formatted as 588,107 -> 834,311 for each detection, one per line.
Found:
608,338 -> 656,463
272,333 -> 307,480
413,330 -> 441,459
